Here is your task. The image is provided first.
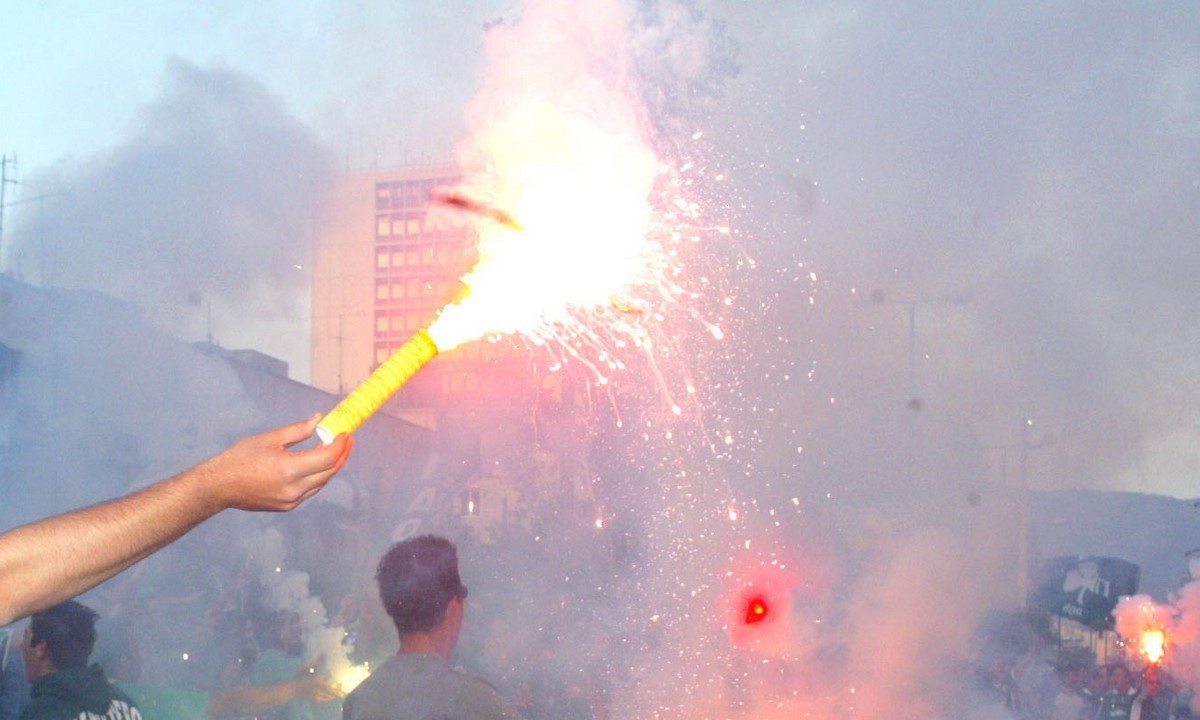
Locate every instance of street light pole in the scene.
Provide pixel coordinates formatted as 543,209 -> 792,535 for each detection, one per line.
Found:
899,292 -> 973,403
1017,418 -> 1053,606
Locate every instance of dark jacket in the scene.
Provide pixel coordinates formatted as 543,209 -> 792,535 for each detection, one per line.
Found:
21,665 -> 139,720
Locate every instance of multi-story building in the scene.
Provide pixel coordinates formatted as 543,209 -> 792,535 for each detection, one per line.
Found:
311,165 -> 598,538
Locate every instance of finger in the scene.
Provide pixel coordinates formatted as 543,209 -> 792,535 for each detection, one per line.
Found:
290,433 -> 351,475
262,414 -> 321,452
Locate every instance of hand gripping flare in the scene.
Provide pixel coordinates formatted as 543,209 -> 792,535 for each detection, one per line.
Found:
316,328 -> 440,444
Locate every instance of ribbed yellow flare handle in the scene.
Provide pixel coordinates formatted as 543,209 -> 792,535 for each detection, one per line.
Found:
316,328 -> 439,444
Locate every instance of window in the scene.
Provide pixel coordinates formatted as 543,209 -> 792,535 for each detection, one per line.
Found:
392,251 -> 405,267
376,250 -> 390,268
376,185 -> 391,210
390,315 -> 405,332
407,218 -> 421,236
460,488 -> 481,517
392,281 -> 405,299
376,283 -> 389,301
376,316 -> 388,333
375,347 -> 390,364
391,215 -> 405,237
376,215 -> 390,237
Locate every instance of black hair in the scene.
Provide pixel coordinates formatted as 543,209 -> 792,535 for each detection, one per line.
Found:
29,600 -> 99,669
376,535 -> 467,635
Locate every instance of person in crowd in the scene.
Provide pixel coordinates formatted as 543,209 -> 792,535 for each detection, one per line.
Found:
1051,657 -> 1088,720
250,610 -> 319,720
19,601 -> 139,720
93,617 -> 343,720
1096,663 -> 1139,720
1130,666 -> 1175,720
342,535 -> 523,720
1082,664 -> 1109,719
0,416 -> 354,626
0,628 -> 30,720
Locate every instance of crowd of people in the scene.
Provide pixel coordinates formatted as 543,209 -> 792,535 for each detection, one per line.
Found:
976,630 -> 1194,720
7,416 -> 1200,720
0,533 -> 529,720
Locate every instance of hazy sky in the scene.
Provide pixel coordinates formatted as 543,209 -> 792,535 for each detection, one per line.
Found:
2,0 -> 1199,506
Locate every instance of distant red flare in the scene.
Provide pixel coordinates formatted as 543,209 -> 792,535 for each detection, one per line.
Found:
745,596 -> 769,625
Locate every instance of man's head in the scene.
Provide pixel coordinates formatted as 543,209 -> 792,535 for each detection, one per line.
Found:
376,535 -> 468,647
257,609 -> 305,657
1143,667 -> 1165,697
1110,664 -> 1133,693
22,600 -> 98,681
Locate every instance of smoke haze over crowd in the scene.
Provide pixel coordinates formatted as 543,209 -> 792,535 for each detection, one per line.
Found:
3,1 -> 1200,719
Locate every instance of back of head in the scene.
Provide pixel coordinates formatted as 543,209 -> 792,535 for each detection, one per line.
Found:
376,535 -> 467,635
30,601 -> 99,670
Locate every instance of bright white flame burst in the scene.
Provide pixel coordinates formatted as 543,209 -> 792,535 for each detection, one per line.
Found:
337,662 -> 371,693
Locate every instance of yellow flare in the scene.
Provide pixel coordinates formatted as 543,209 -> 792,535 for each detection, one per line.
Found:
316,329 -> 439,444
336,663 -> 371,693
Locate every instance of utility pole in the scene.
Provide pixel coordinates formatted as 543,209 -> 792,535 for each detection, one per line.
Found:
0,154 -> 18,272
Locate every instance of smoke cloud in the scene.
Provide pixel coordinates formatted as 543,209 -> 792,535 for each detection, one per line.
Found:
9,59 -> 335,375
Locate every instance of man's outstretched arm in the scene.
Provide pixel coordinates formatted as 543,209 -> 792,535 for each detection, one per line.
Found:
0,415 -> 353,625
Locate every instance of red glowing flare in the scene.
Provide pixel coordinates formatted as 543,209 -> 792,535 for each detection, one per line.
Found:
745,596 -> 769,625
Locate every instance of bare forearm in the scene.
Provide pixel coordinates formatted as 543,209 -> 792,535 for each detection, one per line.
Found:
0,416 -> 352,626
0,470 -> 218,626
206,675 -> 342,717
205,682 -> 298,718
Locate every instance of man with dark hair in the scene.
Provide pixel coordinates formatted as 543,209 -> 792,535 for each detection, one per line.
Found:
19,601 -> 139,720
342,535 -> 522,720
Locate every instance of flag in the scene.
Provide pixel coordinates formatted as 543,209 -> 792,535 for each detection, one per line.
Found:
1028,556 -> 1140,630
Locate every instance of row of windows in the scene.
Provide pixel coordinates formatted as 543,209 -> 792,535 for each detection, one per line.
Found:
375,279 -> 455,302
375,179 -> 453,211
376,213 -> 430,238
376,245 -> 462,269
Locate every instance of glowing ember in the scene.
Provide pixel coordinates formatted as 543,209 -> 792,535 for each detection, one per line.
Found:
336,662 -> 371,694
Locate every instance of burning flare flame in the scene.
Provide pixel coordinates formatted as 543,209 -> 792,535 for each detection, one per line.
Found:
318,110 -> 662,442
317,0 -> 670,442
1140,628 -> 1166,665
1115,595 -> 1174,667
336,662 -> 371,694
